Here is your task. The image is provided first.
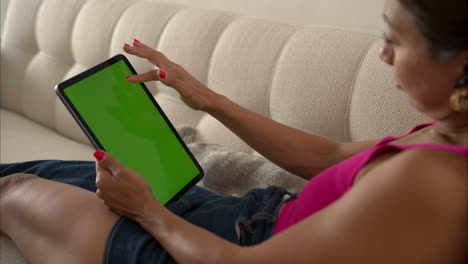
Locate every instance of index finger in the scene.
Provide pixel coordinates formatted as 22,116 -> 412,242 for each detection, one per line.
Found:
126,69 -> 164,84
123,39 -> 169,68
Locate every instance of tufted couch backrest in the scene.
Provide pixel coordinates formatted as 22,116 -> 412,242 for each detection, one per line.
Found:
0,0 -> 425,153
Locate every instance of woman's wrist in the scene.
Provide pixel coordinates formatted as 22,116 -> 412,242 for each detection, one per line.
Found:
204,92 -> 230,116
135,199 -> 168,230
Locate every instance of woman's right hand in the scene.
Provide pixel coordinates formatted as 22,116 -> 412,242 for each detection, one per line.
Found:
123,39 -> 220,111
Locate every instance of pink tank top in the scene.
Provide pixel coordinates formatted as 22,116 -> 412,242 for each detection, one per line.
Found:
273,121 -> 468,234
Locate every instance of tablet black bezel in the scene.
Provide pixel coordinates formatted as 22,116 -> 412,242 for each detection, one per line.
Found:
55,54 -> 204,205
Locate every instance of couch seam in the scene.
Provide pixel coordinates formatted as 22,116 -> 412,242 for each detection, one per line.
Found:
32,0 -> 45,53
53,0 -> 136,136
107,0 -> 139,58
205,15 -> 241,87
202,15 -> 240,125
64,0 -> 89,65
152,6 -> 191,97
52,0 -> 104,133
205,13 -> 241,89
154,7 -> 188,54
17,0 -> 46,116
344,38 -> 379,142
265,27 -> 298,118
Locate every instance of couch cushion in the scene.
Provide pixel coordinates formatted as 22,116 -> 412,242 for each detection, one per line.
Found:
0,235 -> 27,264
0,108 -> 94,163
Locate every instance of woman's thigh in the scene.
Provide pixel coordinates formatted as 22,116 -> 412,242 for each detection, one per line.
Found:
1,173 -> 119,264
0,160 -> 118,263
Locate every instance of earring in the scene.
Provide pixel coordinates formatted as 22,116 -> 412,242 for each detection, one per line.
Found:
450,88 -> 468,112
450,65 -> 468,111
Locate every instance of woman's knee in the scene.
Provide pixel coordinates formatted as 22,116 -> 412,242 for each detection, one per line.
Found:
0,173 -> 40,196
0,173 -> 42,210
0,173 -> 40,231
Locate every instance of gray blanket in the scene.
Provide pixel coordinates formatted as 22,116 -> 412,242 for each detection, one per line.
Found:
175,125 -> 306,196
188,143 -> 307,196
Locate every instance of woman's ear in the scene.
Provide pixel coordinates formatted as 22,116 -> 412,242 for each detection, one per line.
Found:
453,66 -> 468,88
453,50 -> 468,88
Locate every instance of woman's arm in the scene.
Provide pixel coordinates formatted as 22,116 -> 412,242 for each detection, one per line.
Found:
206,94 -> 379,178
124,40 -> 378,179
95,147 -> 467,264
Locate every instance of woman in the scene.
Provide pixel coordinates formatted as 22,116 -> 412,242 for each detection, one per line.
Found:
1,0 -> 467,263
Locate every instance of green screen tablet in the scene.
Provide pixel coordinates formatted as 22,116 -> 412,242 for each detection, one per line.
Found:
55,54 -> 203,205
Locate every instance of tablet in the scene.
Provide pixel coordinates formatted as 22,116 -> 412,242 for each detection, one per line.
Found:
55,54 -> 203,205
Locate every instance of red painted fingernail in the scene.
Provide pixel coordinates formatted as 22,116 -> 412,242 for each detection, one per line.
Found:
159,70 -> 166,79
133,38 -> 140,43
124,43 -> 131,47
125,76 -> 132,80
94,150 -> 105,161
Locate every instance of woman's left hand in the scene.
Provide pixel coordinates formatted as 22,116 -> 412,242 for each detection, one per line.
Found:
93,150 -> 162,223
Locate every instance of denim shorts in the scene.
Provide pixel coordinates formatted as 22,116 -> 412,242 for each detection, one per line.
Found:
1,160 -> 293,263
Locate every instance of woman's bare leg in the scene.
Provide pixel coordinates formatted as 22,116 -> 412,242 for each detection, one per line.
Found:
0,173 -> 119,264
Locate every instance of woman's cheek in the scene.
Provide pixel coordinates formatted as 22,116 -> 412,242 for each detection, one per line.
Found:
393,50 -> 421,92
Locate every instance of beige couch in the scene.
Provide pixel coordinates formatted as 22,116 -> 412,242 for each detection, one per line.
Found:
0,0 -> 425,262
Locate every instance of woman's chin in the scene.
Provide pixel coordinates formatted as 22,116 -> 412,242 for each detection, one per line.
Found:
407,97 -> 424,113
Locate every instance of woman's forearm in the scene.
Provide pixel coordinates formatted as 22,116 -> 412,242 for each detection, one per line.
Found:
206,94 -> 339,179
138,206 -> 243,264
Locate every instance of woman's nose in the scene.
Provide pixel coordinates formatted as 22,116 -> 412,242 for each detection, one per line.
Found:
379,45 -> 393,66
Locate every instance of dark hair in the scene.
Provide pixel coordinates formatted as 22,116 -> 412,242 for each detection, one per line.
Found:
399,0 -> 468,60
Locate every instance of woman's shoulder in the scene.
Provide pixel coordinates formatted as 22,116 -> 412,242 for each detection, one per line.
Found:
394,147 -> 467,176
375,147 -> 467,206
356,147 -> 467,234
355,146 -> 467,212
